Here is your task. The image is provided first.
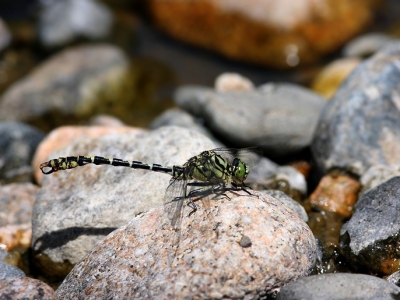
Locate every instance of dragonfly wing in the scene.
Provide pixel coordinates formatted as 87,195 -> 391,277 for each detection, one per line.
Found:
163,178 -> 186,230
211,147 -> 263,168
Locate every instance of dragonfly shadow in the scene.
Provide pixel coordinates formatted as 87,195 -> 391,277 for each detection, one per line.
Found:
33,226 -> 118,252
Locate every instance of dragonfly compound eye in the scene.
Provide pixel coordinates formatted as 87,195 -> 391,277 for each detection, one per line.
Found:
232,158 -> 247,181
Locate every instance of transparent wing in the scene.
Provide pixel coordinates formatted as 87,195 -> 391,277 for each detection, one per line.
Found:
163,178 -> 186,230
210,147 -> 263,168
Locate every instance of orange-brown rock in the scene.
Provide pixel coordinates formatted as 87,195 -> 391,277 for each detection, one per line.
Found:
309,172 -> 361,218
32,125 -> 146,183
146,0 -> 377,69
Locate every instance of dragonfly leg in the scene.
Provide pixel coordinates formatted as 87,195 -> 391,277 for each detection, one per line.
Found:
187,198 -> 198,217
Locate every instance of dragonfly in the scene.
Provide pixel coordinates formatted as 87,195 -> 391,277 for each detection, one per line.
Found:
40,147 -> 262,233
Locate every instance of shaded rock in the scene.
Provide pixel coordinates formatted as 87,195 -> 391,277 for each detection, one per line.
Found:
309,171 -> 361,218
214,72 -> 255,92
175,83 -> 326,158
360,164 -> 400,195
339,177 -> 400,275
38,0 -> 113,48
276,273 -> 400,300
311,57 -> 361,99
0,18 -> 11,52
0,277 -> 57,300
343,33 -> 397,58
0,122 -> 44,182
0,44 -> 131,131
312,42 -> 400,177
32,126 -> 215,279
146,0 -> 376,69
0,49 -> 37,96
33,125 -> 145,183
0,261 -> 25,281
56,191 -> 316,299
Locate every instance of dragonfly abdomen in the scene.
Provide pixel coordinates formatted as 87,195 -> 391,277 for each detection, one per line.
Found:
40,156 -> 175,176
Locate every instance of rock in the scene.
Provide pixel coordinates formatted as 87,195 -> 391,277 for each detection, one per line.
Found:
0,49 -> 37,96
0,261 -> 25,281
273,166 -> 307,195
146,0 -> 376,69
245,155 -> 307,199
0,44 -> 131,131
260,189 -> 308,222
339,177 -> 400,275
87,114 -> 125,127
32,125 -> 145,183
0,277 -> 57,300
175,83 -> 326,158
289,161 -> 312,179
0,122 -> 44,182
150,108 -> 222,147
214,72 -> 255,92
56,191 -> 316,299
0,183 -> 38,226
32,126 -> 215,279
0,18 -> 11,52
387,270 -> 400,287
309,171 -> 361,218
360,164 -> 400,195
311,57 -> 361,99
38,0 -> 113,48
343,33 -> 397,58
312,42 -> 400,177
276,273 -> 400,300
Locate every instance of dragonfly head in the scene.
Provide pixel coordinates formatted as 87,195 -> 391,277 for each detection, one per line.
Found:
232,158 -> 250,183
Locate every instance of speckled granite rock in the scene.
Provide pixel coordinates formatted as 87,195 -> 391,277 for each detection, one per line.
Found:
56,191 -> 316,299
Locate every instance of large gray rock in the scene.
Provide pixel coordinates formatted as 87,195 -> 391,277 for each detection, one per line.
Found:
32,126 -> 215,279
312,42 -> 400,177
56,191 -> 316,299
277,273 -> 400,300
339,177 -> 400,275
175,83 -> 326,158
0,44 -> 130,131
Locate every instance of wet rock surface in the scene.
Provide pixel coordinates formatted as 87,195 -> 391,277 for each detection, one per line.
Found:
56,191 -> 316,299
312,42 -> 400,177
32,126 -> 215,279
276,273 -> 400,300
175,83 -> 326,158
340,177 -> 400,275
309,171 -> 361,218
